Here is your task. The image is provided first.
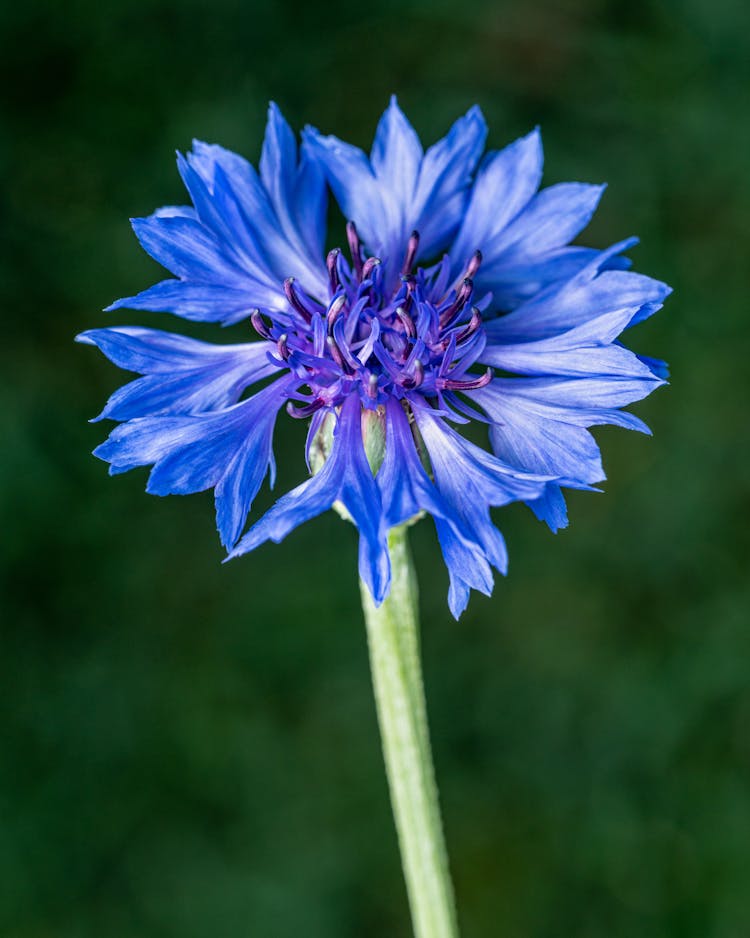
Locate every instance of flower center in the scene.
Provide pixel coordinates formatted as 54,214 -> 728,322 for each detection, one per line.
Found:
251,222 -> 492,418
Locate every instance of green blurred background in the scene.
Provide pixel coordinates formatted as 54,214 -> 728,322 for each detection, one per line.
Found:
1,0 -> 749,935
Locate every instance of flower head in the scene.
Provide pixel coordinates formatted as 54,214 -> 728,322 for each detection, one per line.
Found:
79,98 -> 670,617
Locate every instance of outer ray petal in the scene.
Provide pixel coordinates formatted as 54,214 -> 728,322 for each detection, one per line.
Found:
482,306 -> 660,379
260,103 -> 329,277
448,127 -> 617,310
76,327 -> 277,420
111,105 -> 328,325
377,399 -> 493,617
230,395 -> 390,602
413,105 -> 487,257
94,376 -> 295,548
450,127 -> 544,265
484,240 -> 672,342
484,182 -> 605,260
469,377 -> 662,532
304,97 -> 486,270
412,405 -> 553,608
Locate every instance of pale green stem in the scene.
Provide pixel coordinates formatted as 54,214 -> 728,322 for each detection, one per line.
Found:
360,524 -> 460,938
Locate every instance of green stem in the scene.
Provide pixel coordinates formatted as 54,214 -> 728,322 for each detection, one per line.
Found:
360,524 -> 460,938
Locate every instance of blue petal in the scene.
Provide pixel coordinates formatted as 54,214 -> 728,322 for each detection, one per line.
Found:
450,127 -> 543,266
106,278 -> 284,323
485,242 -> 672,342
77,327 -> 278,420
637,354 -> 670,379
410,105 -> 487,258
471,180 -> 607,310
377,398 -> 434,527
446,126 -> 610,309
294,144 -> 329,267
412,405 -> 551,576
478,374 -> 662,412
230,394 -> 390,602
302,127 -> 384,255
479,247 -> 607,309
377,399 -> 493,617
305,98 -> 419,270
527,485 -> 570,533
479,242 -> 635,310
371,96 -> 423,221
188,136 -> 328,300
469,382 -> 606,484
305,99 -> 486,272
469,374 -> 661,531
112,108 -> 330,324
129,214 -> 246,284
260,102 -> 328,277
482,306 -> 659,379
93,377 -> 293,548
176,152 -> 280,292
484,182 -> 605,264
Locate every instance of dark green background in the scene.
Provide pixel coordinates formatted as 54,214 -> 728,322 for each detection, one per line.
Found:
2,0 -> 749,935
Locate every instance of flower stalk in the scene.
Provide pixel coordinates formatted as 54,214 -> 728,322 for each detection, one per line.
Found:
360,524 -> 460,938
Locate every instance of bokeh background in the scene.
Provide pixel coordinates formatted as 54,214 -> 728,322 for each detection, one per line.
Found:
2,0 -> 749,935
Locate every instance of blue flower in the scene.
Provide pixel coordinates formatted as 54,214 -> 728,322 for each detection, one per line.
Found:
79,99 -> 670,617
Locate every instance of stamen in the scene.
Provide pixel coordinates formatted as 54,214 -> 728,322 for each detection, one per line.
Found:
401,358 -> 424,390
250,309 -> 272,339
361,256 -> 381,281
257,236 -> 489,414
286,399 -> 325,419
326,334 -> 346,370
454,307 -> 483,345
395,306 -> 416,339
465,250 -> 482,279
439,278 -> 473,327
356,316 -> 380,365
346,220 -> 363,278
401,229 -> 420,276
326,248 -> 341,292
333,318 -> 363,372
326,293 -> 347,330
284,277 -> 313,321
444,367 -> 493,391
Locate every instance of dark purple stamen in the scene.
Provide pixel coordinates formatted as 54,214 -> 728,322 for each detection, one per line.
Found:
401,229 -> 420,276
440,278 -> 473,327
395,306 -> 416,339
270,235 -> 491,414
401,358 -> 424,390
465,250 -> 482,279
326,248 -> 341,292
284,278 -> 313,321
443,368 -> 493,391
326,293 -> 347,330
286,399 -> 325,419
361,256 -> 381,281
250,309 -> 272,339
277,333 -> 290,360
454,307 -> 483,345
326,334 -> 346,370
346,220 -> 363,278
